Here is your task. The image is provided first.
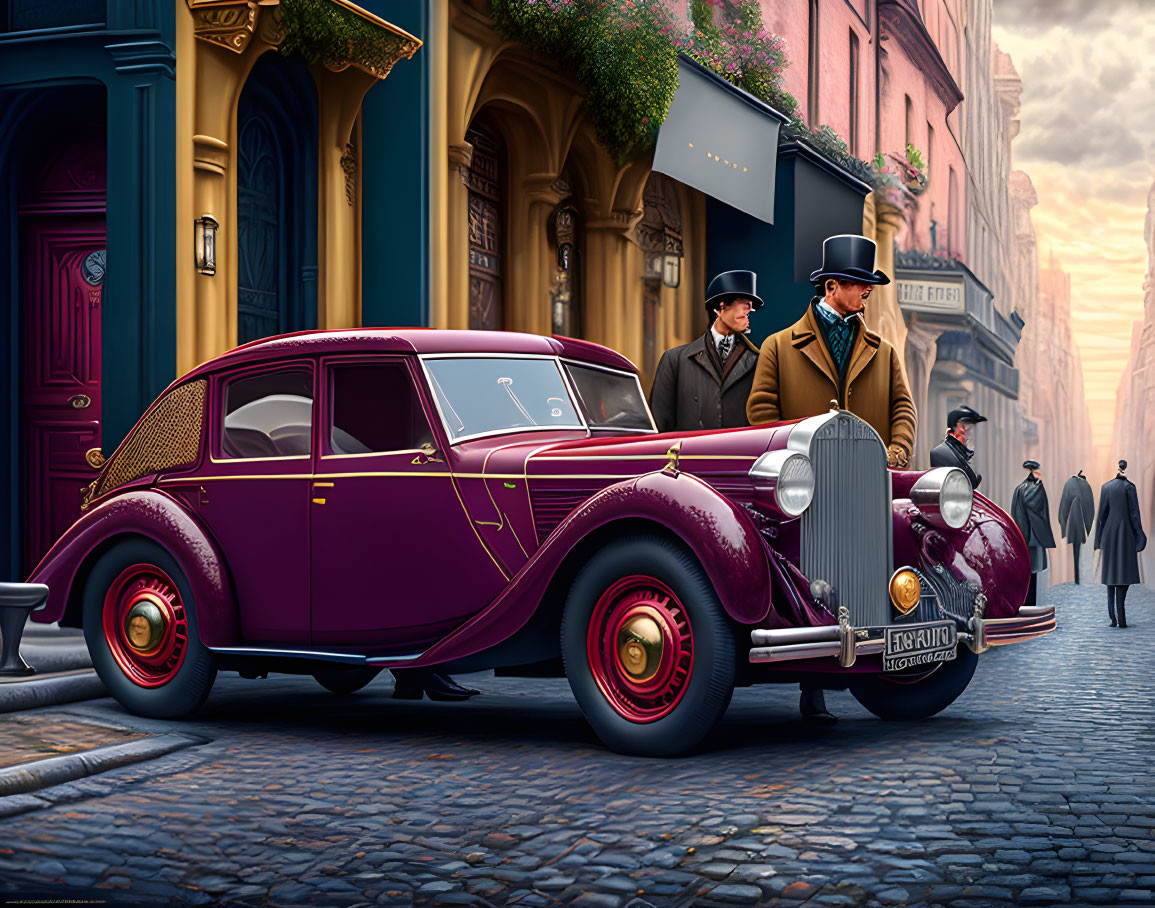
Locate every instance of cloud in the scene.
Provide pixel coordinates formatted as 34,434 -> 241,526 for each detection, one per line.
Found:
993,0 -> 1144,31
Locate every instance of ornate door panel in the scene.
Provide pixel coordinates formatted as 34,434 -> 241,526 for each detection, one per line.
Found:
237,115 -> 283,344
466,127 -> 503,330
21,220 -> 105,575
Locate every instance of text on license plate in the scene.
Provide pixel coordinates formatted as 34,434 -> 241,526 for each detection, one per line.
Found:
883,621 -> 957,672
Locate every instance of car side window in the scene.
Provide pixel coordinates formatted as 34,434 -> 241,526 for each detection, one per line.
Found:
221,368 -> 313,459
326,361 -> 434,455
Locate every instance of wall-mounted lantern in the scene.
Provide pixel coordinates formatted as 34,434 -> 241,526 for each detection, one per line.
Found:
194,215 -> 218,275
553,205 -> 577,271
662,253 -> 681,288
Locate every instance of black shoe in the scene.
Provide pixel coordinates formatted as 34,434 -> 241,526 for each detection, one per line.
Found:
391,670 -> 426,700
1119,623 -> 1128,628
1110,621 -> 1118,627
424,672 -> 479,701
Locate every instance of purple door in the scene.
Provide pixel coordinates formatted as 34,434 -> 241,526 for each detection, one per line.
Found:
20,218 -> 105,576
309,357 -> 508,648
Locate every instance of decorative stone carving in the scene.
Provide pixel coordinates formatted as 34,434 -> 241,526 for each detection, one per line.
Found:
257,4 -> 289,48
340,142 -> 357,207
189,1 -> 258,54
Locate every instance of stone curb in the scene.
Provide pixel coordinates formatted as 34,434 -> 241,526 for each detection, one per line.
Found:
0,670 -> 107,714
0,733 -> 205,797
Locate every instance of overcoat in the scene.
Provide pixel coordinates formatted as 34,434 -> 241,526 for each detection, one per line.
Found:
1058,474 -> 1094,545
649,330 -> 760,432
745,302 -> 916,455
1011,475 -> 1056,573
929,434 -> 981,489
1094,475 -> 1147,585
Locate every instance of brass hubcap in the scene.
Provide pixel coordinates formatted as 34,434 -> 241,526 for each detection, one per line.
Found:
617,614 -> 663,682
124,597 -> 167,654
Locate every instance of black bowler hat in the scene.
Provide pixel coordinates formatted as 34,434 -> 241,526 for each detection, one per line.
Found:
947,405 -> 987,429
809,235 -> 891,286
705,270 -> 763,314
1023,459 -> 1040,470
1119,459 -> 1128,471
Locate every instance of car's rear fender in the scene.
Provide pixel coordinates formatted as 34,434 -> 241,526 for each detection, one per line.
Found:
26,490 -> 239,646
414,469 -> 773,668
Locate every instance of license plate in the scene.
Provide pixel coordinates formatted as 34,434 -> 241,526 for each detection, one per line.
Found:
883,621 -> 957,672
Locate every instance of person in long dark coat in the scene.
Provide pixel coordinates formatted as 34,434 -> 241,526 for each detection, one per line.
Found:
1011,460 -> 1056,609
1058,470 -> 1095,583
1094,460 -> 1146,627
649,270 -> 762,433
929,405 -> 986,489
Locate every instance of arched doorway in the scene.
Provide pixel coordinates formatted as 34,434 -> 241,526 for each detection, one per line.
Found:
12,90 -> 106,576
637,173 -> 684,378
465,123 -> 505,331
236,53 -> 318,345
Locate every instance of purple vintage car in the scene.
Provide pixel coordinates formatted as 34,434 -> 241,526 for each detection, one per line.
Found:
23,329 -> 1054,755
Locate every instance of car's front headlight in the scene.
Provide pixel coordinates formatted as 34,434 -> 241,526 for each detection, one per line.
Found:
910,467 -> 973,529
749,450 -> 815,517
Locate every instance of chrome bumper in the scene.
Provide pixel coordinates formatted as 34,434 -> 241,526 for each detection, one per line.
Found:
749,603 -> 1057,666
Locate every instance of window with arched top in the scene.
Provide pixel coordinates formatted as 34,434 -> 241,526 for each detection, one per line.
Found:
637,173 -> 684,378
465,124 -> 505,331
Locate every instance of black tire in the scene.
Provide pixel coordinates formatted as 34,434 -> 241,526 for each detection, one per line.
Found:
561,534 -> 736,757
849,646 -> 978,720
82,538 -> 217,718
313,666 -> 382,695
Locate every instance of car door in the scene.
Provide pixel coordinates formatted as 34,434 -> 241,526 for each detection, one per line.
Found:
192,363 -> 314,643
309,356 -> 509,648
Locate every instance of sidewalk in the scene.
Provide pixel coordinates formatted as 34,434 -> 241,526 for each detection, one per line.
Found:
0,621 -> 105,713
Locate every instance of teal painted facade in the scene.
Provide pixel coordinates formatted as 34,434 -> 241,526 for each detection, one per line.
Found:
0,2 -> 177,579
358,0 -> 430,329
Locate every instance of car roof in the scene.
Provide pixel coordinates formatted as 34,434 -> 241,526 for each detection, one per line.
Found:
179,329 -> 638,383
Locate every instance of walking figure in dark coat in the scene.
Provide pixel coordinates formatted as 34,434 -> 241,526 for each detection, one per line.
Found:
1011,460 -> 1056,609
1058,470 -> 1094,584
649,270 -> 762,433
929,405 -> 985,489
1094,460 -> 1146,628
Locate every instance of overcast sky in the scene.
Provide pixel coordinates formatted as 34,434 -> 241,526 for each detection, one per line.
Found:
993,0 -> 1155,449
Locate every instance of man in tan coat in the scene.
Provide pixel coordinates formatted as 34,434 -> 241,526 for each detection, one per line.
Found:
746,234 -> 917,721
746,234 -> 916,467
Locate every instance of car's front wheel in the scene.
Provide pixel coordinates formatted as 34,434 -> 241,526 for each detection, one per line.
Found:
849,646 -> 978,720
561,535 -> 735,756
82,538 -> 217,718
313,666 -> 381,695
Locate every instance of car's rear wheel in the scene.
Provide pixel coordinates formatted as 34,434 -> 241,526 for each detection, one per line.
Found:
561,535 -> 735,756
83,538 -> 216,718
849,646 -> 978,720
313,666 -> 381,695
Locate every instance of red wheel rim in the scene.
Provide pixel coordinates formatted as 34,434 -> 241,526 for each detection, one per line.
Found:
102,563 -> 189,688
587,575 -> 694,723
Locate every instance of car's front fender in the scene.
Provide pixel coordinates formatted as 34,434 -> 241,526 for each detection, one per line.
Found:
27,490 -> 239,646
413,469 -> 772,667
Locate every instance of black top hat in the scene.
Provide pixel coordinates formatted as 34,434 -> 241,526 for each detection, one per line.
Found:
1023,459 -> 1040,470
705,270 -> 763,313
809,235 -> 891,286
947,406 -> 987,429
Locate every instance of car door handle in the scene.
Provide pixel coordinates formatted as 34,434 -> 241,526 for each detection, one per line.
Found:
312,480 -> 333,505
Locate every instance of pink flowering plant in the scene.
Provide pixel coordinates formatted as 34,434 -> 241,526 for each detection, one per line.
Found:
687,0 -> 798,118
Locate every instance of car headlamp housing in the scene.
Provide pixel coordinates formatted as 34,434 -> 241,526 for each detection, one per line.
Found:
910,467 -> 973,529
749,450 -> 815,518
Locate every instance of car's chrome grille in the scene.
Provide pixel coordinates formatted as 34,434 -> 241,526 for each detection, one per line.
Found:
799,413 -> 892,628
919,561 -> 980,622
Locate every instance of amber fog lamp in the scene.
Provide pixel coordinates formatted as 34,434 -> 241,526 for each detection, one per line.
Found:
889,569 -> 922,616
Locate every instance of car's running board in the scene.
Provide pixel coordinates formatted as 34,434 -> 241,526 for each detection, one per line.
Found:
207,646 -> 424,665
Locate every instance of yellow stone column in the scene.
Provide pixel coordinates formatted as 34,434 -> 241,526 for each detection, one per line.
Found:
444,142 -> 472,330
871,193 -> 908,356
584,212 -> 644,367
313,64 -> 378,330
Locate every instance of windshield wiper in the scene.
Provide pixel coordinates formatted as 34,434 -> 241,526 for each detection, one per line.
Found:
498,377 -> 536,425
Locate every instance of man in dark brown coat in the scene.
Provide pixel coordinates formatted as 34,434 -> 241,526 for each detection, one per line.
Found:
746,235 -> 917,468
745,235 -> 916,721
649,270 -> 763,433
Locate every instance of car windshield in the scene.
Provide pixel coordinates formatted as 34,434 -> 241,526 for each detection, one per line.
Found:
423,357 -> 584,442
564,363 -> 655,432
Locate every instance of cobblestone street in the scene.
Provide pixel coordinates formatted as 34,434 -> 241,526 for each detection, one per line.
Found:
0,581 -> 1152,906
